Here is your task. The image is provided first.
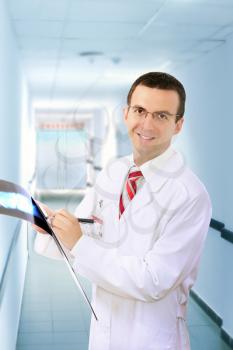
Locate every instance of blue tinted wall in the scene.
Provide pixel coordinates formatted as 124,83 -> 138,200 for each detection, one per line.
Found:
0,0 -> 30,349
174,36 -> 233,339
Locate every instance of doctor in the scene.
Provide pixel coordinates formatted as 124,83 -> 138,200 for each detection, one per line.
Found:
34,72 -> 212,350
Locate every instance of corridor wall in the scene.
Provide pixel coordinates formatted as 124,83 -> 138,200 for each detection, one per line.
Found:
173,34 -> 233,340
0,0 -> 31,349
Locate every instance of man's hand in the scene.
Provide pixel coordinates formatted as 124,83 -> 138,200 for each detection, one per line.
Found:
51,209 -> 82,250
32,201 -> 55,234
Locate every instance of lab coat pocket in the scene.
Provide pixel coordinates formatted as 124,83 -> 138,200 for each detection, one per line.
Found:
92,196 -> 121,246
92,197 -> 105,222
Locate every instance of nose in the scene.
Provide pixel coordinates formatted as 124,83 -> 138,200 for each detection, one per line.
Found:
141,112 -> 155,129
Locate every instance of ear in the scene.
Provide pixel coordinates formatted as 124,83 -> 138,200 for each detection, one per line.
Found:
123,106 -> 129,123
174,117 -> 184,135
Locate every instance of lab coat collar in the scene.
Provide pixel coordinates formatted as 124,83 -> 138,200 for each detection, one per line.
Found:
126,145 -> 186,193
119,146 -> 186,220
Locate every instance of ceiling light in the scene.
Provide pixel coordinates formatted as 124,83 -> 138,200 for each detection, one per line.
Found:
79,51 -> 104,57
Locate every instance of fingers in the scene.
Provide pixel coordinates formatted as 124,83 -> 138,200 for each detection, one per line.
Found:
52,214 -> 69,230
52,210 -> 79,231
35,200 -> 54,217
47,209 -> 82,250
32,224 -> 47,234
56,209 -> 77,224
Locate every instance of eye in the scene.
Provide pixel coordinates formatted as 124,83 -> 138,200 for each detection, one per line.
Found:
134,107 -> 145,115
157,112 -> 169,120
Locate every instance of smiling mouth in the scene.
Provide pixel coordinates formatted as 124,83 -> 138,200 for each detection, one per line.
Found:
136,132 -> 155,141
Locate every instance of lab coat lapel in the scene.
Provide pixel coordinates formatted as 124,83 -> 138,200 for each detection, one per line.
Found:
120,173 -> 166,221
123,182 -> 152,218
95,156 -> 131,202
120,148 -> 186,219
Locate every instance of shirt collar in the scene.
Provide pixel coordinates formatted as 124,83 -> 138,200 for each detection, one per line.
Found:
127,145 -> 183,192
139,145 -> 175,179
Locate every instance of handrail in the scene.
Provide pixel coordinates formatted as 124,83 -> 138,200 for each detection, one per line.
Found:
0,221 -> 22,305
221,228 -> 233,244
210,218 -> 233,245
210,218 -> 225,231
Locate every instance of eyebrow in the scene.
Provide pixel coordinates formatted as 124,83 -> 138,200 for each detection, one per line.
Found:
131,105 -> 174,115
155,110 -> 174,116
131,104 -> 145,108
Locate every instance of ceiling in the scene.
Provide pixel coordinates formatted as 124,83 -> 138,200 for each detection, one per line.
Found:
6,0 -> 233,106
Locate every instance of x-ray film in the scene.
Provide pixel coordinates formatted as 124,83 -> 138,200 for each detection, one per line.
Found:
0,179 -> 98,320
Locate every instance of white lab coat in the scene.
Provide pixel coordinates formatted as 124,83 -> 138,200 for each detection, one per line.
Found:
35,146 -> 212,350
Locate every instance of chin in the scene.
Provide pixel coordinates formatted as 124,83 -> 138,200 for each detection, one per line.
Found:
134,143 -> 167,158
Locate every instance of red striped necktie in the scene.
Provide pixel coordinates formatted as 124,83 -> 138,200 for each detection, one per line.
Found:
119,166 -> 144,218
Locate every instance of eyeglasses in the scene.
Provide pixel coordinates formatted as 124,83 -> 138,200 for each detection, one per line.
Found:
127,105 -> 181,123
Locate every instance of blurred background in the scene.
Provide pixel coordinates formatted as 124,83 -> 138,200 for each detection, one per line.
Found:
0,0 -> 233,349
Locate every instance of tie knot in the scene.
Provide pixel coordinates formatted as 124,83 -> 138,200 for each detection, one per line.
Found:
128,166 -> 143,181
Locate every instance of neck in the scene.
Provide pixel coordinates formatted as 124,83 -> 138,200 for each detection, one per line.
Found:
133,145 -> 170,166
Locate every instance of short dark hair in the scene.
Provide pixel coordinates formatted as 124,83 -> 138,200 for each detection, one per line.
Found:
127,72 -> 186,122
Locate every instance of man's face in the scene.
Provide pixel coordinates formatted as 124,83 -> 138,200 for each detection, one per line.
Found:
124,85 -> 184,165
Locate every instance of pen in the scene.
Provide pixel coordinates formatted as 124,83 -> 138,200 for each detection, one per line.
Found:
78,218 -> 94,224
46,215 -> 95,225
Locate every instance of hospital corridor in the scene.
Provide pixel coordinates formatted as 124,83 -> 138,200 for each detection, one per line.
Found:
1,0 -> 233,349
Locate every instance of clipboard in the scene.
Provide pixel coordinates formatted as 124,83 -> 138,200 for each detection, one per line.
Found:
0,179 -> 98,321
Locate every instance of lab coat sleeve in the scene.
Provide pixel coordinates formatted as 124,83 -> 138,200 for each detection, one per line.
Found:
34,231 -> 73,261
71,191 -> 212,302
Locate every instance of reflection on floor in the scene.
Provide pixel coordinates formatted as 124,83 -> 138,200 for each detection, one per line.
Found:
16,197 -> 231,350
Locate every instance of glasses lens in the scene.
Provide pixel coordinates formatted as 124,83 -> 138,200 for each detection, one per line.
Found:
130,106 -> 147,118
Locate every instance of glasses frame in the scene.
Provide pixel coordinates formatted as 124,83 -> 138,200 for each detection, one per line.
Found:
127,105 -> 181,122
